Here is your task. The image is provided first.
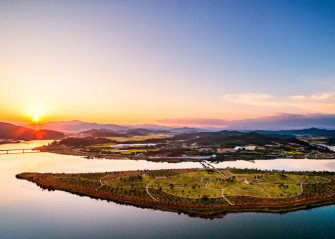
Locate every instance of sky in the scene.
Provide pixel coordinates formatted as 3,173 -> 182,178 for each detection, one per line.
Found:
0,0 -> 335,126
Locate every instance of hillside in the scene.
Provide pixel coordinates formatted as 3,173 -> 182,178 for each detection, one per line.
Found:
0,122 -> 65,140
81,129 -> 125,137
172,131 -> 306,147
120,128 -> 170,136
171,130 -> 244,141
82,128 -> 170,137
255,128 -> 335,137
55,137 -> 115,147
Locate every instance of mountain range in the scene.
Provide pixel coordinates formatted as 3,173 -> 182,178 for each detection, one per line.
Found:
31,119 -> 335,137
2,119 -> 335,142
254,128 -> 335,137
172,131 -> 307,147
157,113 -> 335,130
33,120 -> 202,133
33,120 -> 128,132
81,128 -> 170,137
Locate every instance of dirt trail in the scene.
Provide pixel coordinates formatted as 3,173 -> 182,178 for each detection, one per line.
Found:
146,177 -> 166,201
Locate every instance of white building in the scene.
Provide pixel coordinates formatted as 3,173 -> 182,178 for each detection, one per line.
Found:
234,146 -> 256,151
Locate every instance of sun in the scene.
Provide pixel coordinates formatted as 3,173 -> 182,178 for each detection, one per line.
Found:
33,114 -> 39,122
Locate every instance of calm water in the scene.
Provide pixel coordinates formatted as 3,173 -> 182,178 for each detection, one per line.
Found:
1,141 -> 335,239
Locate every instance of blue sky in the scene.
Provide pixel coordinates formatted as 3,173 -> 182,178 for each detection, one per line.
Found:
0,0 -> 334,124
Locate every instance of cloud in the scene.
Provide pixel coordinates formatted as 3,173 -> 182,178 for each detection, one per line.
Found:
310,93 -> 334,100
290,93 -> 335,101
218,92 -> 335,112
220,93 -> 285,107
157,118 -> 229,127
289,95 -> 306,100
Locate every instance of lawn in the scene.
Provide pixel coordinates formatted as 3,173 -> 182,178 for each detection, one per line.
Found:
147,170 -> 329,199
16,168 -> 335,218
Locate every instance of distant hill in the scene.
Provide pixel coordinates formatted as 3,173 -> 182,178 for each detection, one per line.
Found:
172,131 -> 306,147
56,137 -> 115,147
36,120 -> 129,132
168,127 -> 203,133
172,130 -> 243,141
82,128 -> 170,137
30,119 -> 335,139
0,122 -> 65,140
255,128 -> 335,137
120,128 -> 170,136
34,120 -> 207,133
130,124 -> 172,131
129,124 -> 206,132
159,113 -> 335,130
81,129 -> 125,137
29,120 -> 210,133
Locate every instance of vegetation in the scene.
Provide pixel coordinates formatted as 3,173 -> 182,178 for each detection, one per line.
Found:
0,122 -> 64,140
171,131 -> 307,147
35,128 -> 335,161
54,137 -> 116,147
16,168 -> 335,218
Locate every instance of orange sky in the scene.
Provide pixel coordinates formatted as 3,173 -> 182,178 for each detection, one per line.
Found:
1,1 -> 334,126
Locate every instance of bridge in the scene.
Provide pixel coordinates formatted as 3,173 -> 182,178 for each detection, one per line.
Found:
0,148 -> 40,154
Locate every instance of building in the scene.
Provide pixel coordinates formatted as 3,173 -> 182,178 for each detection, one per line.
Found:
234,146 -> 256,151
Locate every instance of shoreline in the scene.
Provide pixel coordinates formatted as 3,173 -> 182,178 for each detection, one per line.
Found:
16,168 -> 335,218
38,147 -> 335,163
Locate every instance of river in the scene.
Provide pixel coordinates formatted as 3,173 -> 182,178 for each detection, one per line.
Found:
1,141 -> 335,238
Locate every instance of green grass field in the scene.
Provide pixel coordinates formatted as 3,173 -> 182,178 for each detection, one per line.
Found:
143,170 -> 329,199
17,168 -> 335,218
71,169 -> 332,201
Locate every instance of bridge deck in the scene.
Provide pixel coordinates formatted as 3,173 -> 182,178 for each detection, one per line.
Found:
0,148 -> 40,154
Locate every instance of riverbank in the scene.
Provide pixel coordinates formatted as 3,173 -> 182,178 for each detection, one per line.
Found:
16,168 -> 335,218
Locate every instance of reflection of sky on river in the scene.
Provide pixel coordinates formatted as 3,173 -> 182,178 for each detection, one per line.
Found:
214,159 -> 335,172
2,141 -> 335,238
0,140 -> 54,150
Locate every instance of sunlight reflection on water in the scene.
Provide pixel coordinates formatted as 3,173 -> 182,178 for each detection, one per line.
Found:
1,141 -> 335,239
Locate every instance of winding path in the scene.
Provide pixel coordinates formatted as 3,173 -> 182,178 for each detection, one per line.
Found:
146,177 -> 166,201
145,170 -> 308,205
202,175 -> 234,205
221,188 -> 235,205
96,174 -> 111,191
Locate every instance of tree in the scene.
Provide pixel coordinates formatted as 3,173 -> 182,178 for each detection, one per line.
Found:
202,195 -> 209,201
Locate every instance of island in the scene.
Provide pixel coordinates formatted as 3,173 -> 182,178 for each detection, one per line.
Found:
16,167 -> 335,218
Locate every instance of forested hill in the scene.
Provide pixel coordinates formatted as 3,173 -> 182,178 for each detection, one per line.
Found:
0,122 -> 65,141
254,128 -> 335,137
171,131 -> 306,147
81,128 -> 169,137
